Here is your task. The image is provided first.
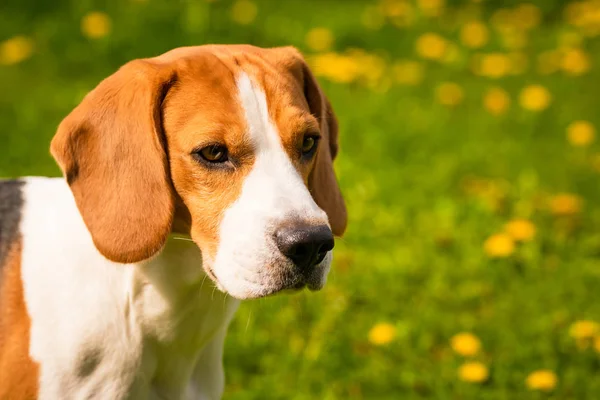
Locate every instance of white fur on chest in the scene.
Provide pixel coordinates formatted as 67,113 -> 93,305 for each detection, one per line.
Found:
19,177 -> 239,399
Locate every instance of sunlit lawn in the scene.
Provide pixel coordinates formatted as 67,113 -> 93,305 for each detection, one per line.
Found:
1,0 -> 600,398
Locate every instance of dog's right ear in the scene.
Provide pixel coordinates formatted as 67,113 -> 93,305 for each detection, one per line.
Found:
51,60 -> 178,264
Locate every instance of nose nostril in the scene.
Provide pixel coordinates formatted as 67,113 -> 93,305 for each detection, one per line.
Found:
289,243 -> 310,262
318,238 -> 335,254
275,224 -> 334,270
314,251 -> 327,265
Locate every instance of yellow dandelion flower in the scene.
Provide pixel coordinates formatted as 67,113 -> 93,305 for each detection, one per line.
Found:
584,6 -> 600,28
458,362 -> 489,383
460,21 -> 489,49
392,14 -> 416,29
381,0 -> 415,28
310,52 -> 360,83
567,120 -> 595,147
549,193 -> 582,216
450,332 -> 481,357
380,0 -> 407,17
305,28 -> 334,52
564,2 -> 587,27
0,36 -> 34,65
569,320 -> 599,339
417,0 -> 445,18
526,370 -> 557,392
583,26 -> 600,39
436,82 -> 464,107
513,3 -> 542,30
347,49 -> 386,86
561,48 -> 591,76
392,60 -> 424,86
415,33 -> 448,60
479,53 -> 511,79
519,84 -> 551,111
594,336 -> 600,353
81,12 -> 111,39
368,323 -> 396,345
537,50 -> 562,75
484,233 -> 515,258
230,0 -> 257,25
504,219 -> 536,242
483,87 -> 510,116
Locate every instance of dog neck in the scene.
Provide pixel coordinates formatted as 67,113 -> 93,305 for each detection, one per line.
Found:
134,235 -> 239,345
128,235 -> 240,397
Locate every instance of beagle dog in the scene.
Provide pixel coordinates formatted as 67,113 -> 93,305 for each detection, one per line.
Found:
0,45 -> 346,399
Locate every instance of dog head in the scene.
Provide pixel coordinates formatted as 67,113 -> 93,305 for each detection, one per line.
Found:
50,45 -> 346,299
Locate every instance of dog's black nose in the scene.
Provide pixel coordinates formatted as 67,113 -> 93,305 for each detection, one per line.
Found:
275,225 -> 334,269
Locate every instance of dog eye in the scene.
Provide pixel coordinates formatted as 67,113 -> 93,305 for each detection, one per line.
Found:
301,135 -> 320,157
197,145 -> 228,163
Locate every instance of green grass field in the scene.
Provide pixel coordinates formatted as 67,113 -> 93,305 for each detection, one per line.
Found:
2,0 -> 600,398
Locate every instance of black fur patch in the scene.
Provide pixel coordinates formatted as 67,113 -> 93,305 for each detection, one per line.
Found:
0,180 -> 24,272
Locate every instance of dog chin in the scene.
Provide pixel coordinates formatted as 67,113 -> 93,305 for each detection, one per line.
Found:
240,280 -> 325,299
210,256 -> 333,300
307,254 -> 332,291
215,274 -> 328,300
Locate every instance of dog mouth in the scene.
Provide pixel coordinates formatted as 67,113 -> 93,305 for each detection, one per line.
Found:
246,268 -> 328,298
255,274 -> 308,297
213,272 -> 322,299
293,280 -> 307,290
206,253 -> 331,299
277,278 -> 308,295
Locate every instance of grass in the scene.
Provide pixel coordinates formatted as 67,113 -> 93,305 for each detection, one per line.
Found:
2,0 -> 600,398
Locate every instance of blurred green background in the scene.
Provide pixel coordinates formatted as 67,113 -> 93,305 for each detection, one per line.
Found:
2,0 -> 600,398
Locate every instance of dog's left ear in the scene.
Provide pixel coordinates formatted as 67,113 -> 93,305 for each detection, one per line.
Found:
51,60 -> 177,263
306,74 -> 347,236
271,47 -> 347,236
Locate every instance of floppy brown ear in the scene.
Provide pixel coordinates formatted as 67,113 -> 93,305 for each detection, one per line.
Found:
51,60 -> 177,263
301,58 -> 348,236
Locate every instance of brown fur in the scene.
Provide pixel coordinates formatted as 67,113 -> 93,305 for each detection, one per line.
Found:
51,60 -> 178,264
0,239 -> 39,399
51,45 -> 347,266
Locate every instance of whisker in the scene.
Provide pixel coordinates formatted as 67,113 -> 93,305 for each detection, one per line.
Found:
172,236 -> 194,242
334,236 -> 348,244
222,292 -> 229,309
199,274 -> 208,292
245,310 -> 252,335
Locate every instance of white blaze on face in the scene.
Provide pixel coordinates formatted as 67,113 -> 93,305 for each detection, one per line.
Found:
211,72 -> 331,299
